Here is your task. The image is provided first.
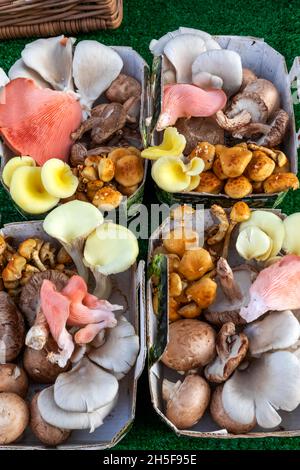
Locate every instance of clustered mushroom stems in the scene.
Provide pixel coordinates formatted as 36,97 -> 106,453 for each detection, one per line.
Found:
0,235 -> 73,297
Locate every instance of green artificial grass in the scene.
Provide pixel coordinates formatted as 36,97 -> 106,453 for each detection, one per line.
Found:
0,0 -> 300,451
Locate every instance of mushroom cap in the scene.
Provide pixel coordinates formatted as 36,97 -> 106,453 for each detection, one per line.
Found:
163,375 -> 210,429
23,338 -> 70,384
224,176 -> 252,199
192,49 -> 243,96
240,68 -> 257,90
0,364 -> 28,398
283,213 -> 300,256
244,310 -> 300,356
178,248 -> 213,281
210,386 -> 256,434
88,316 -> 139,380
0,291 -> 25,362
257,109 -> 289,147
163,228 -> 199,257
54,357 -> 118,413
84,222 -> 139,275
222,351 -> 300,429
92,186 -> 123,211
195,171 -> 223,194
230,201 -> 251,223
43,200 -> 103,245
176,117 -> 224,156
205,322 -> 249,383
219,146 -> 252,178
30,392 -> 71,446
161,319 -> 216,371
246,151 -> 275,182
38,385 -> 117,431
19,270 -> 69,325
114,154 -> 144,187
263,173 -> 299,194
0,392 -> 29,444
186,277 -> 217,309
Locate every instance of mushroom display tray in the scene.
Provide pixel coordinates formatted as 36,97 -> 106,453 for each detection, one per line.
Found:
147,208 -> 300,438
0,221 -> 146,450
151,36 -> 299,208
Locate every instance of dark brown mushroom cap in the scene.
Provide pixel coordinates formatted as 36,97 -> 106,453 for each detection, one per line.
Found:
210,385 -> 256,435
161,319 -> 216,371
258,109 -> 289,147
176,117 -> 224,155
30,393 -> 71,446
19,270 -> 69,325
204,322 -> 249,383
23,337 -> 70,384
0,292 -> 25,362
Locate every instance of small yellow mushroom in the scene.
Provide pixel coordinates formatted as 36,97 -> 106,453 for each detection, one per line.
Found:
186,277 -> 217,308
178,248 -> 213,281
178,302 -> 202,319
169,272 -> 182,297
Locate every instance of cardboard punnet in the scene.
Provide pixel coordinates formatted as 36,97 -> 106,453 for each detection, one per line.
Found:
150,36 -> 300,208
0,221 -> 146,450
0,46 -> 150,220
147,208 -> 300,438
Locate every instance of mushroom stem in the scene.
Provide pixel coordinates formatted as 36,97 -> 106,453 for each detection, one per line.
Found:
217,258 -> 242,301
215,109 -> 252,131
222,221 -> 237,259
25,308 -> 49,350
61,240 -> 89,283
91,268 -> 112,300
162,378 -> 179,402
216,322 -> 236,361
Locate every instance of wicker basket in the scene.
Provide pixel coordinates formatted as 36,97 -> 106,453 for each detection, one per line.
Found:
0,0 -> 123,39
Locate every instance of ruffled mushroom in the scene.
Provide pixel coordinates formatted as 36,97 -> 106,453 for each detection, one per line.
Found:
73,40 -> 123,114
43,201 -> 103,281
244,310 -> 300,356
222,351 -> 300,429
9,58 -> 50,89
205,322 -> 249,383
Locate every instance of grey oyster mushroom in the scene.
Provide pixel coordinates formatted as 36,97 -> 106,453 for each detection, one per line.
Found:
205,322 -> 249,383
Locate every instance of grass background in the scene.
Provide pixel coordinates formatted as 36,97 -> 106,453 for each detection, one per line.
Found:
0,0 -> 300,450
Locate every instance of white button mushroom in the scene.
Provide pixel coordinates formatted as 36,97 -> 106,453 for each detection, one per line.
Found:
88,316 -> 139,380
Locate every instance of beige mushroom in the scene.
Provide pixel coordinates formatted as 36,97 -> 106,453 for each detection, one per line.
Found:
0,392 -> 29,444
161,319 -> 216,371
178,247 -> 213,281
162,375 -> 210,429
163,229 -> 199,257
0,364 -> 28,398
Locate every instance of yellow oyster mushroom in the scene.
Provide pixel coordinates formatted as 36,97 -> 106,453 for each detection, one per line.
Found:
151,156 -> 204,193
41,158 -> 78,198
10,166 -> 59,214
141,127 -> 186,160
185,175 -> 201,192
236,226 -> 273,261
2,156 -> 36,187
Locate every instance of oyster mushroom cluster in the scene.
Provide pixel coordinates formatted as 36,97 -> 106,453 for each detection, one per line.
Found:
150,204 -> 300,434
0,36 -> 145,214
0,201 -> 140,446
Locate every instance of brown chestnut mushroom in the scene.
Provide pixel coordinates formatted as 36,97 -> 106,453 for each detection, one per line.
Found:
0,392 -> 29,444
205,322 -> 249,383
195,171 -> 223,194
0,291 -> 25,362
162,375 -> 210,429
0,364 -> 28,397
30,393 -> 71,446
210,386 -> 256,434
161,319 -> 216,371
20,270 -> 69,326
224,176 -> 252,199
23,337 -> 70,384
